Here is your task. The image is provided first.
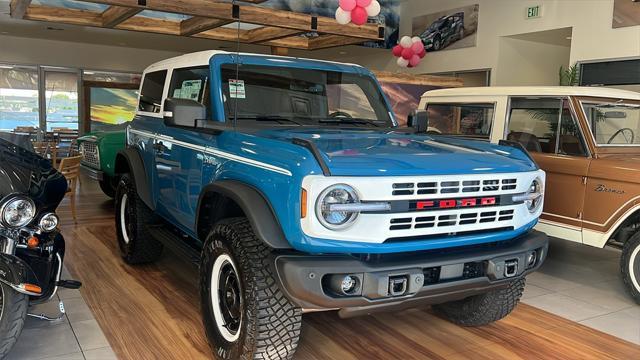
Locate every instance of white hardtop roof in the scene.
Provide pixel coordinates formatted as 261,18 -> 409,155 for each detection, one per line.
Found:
423,86 -> 640,100
143,50 -> 362,73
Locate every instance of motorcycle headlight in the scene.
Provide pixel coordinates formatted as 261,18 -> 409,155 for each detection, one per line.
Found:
315,184 -> 360,230
1,196 -> 36,228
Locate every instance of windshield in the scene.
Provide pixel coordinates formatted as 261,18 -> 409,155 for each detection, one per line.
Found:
221,64 -> 394,128
582,101 -> 640,145
425,103 -> 494,138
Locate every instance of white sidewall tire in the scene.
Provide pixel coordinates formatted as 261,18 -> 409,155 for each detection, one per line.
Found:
120,193 -> 130,244
630,243 -> 640,292
211,254 -> 241,343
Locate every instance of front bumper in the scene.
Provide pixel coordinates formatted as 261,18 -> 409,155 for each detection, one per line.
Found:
80,164 -> 104,181
275,230 -> 547,316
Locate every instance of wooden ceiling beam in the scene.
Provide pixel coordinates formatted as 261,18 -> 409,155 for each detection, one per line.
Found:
180,17 -> 232,36
194,27 -> 250,42
308,34 -> 369,50
24,5 -> 102,27
244,26 -> 301,43
9,0 -> 33,19
101,6 -> 142,27
116,16 -> 180,35
79,0 -> 381,39
262,35 -> 310,50
373,71 -> 465,88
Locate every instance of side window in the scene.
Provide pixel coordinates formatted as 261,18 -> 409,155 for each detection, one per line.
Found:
425,103 -> 494,138
168,66 -> 211,118
138,70 -> 167,113
507,98 -> 586,156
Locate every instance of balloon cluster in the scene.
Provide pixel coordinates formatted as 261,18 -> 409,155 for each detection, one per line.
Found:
392,36 -> 426,68
335,0 -> 381,26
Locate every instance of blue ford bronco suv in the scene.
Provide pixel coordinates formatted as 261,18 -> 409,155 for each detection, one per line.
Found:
114,50 -> 548,359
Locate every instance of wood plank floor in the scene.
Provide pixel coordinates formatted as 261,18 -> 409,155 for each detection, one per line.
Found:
57,177 -> 640,360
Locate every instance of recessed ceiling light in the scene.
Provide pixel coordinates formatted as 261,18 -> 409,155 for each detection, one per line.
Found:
565,36 -> 572,40
0,65 -> 14,69
339,51 -> 348,55
0,31 -> 8,35
84,71 -> 95,75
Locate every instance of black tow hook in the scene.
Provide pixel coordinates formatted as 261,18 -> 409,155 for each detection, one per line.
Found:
56,280 -> 82,289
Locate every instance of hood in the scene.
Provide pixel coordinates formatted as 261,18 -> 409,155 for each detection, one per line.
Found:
78,130 -> 125,145
0,138 -> 67,213
254,128 -> 537,176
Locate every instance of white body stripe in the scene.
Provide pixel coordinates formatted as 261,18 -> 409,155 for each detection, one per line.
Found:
127,128 -> 291,176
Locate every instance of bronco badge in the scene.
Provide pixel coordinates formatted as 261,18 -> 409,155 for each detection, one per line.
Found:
595,184 -> 625,195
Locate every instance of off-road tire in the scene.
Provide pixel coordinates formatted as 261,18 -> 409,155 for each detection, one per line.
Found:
621,232 -> 640,304
115,174 -> 163,264
433,277 -> 525,326
200,218 -> 302,360
0,283 -> 28,358
99,175 -> 116,198
433,35 -> 442,51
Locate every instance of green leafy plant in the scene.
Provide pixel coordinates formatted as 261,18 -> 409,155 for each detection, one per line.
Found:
559,64 -> 580,86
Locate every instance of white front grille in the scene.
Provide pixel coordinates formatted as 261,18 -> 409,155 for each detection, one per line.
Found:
392,178 -> 517,196
389,209 -> 515,231
80,142 -> 100,168
301,171 -> 545,244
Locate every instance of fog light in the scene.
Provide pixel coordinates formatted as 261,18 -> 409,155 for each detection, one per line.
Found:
328,274 -> 361,296
39,213 -> 59,232
526,251 -> 537,268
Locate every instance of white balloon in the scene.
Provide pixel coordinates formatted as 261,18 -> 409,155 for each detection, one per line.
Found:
397,57 -> 409,67
399,36 -> 413,48
412,36 -> 422,43
335,7 -> 351,25
365,0 -> 381,17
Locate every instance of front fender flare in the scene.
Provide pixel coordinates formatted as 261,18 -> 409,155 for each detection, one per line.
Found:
115,148 -> 154,210
197,181 -> 292,249
0,253 -> 41,296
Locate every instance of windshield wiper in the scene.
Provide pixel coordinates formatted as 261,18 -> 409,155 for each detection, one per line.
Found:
318,117 -> 382,127
234,115 -> 304,126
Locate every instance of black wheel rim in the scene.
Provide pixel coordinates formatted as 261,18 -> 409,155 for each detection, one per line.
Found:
218,263 -> 241,335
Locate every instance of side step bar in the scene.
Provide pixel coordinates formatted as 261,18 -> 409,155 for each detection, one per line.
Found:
147,226 -> 201,267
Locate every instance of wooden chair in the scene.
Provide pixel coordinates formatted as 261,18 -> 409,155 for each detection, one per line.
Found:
32,141 -> 59,165
58,156 -> 83,222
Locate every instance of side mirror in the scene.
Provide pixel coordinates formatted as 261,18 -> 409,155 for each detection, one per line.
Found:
407,109 -> 429,133
163,98 -> 206,128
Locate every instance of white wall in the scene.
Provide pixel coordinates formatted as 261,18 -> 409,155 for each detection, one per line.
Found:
339,0 -> 639,86
0,34 -> 182,72
495,37 -> 570,85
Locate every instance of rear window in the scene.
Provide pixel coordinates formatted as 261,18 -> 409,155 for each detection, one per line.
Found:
138,70 -> 167,113
425,103 -> 494,137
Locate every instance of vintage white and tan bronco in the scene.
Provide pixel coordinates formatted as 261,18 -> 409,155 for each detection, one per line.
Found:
419,86 -> 640,303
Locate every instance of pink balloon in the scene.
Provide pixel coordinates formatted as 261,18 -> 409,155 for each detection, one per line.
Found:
351,6 -> 368,25
418,48 -> 427,58
401,47 -> 414,60
339,0 -> 357,12
411,41 -> 423,54
392,44 -> 403,57
409,54 -> 421,67
356,0 -> 372,7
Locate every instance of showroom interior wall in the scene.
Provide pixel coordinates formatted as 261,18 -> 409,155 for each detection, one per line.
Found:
336,0 -> 640,86
0,34 -> 182,72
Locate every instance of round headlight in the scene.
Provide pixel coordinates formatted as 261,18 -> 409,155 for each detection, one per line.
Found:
1,196 -> 36,228
526,178 -> 543,213
39,213 -> 59,232
315,184 -> 359,230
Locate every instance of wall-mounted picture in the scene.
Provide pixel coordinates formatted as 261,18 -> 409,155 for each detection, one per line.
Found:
612,0 -> 640,28
412,4 -> 479,52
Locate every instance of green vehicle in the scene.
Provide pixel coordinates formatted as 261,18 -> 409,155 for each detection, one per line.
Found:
77,129 -> 126,197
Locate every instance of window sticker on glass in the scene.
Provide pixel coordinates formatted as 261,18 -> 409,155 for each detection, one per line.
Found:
229,79 -> 246,99
180,80 -> 202,100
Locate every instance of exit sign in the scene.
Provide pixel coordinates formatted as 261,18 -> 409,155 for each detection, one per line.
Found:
526,5 -> 542,19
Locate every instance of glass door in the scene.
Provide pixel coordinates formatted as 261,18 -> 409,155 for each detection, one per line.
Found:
0,64 -> 40,139
42,68 -> 80,133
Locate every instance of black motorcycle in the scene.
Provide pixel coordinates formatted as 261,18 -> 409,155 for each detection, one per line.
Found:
0,135 -> 81,358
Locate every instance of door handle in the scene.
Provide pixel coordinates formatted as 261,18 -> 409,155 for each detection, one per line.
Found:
153,141 -> 166,153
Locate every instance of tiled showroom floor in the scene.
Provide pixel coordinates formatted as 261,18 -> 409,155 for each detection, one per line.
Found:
523,237 -> 640,345
6,267 -> 116,360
